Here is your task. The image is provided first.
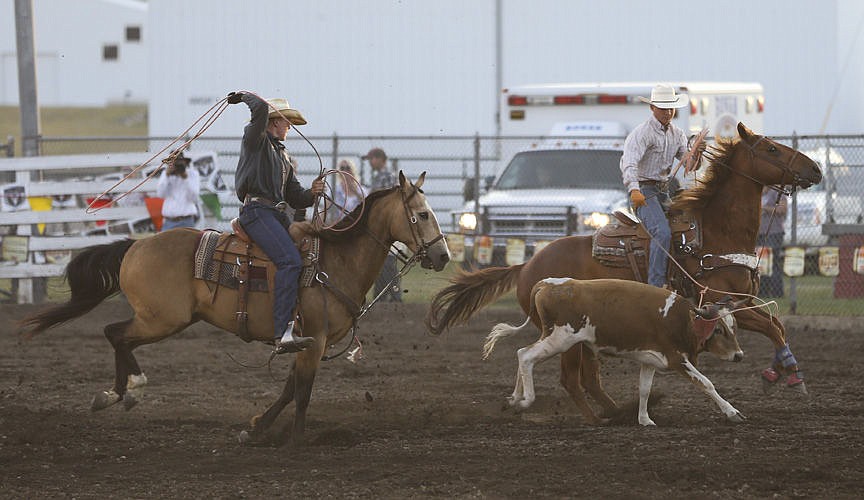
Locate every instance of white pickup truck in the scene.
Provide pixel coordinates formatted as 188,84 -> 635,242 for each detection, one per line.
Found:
453,122 -> 629,264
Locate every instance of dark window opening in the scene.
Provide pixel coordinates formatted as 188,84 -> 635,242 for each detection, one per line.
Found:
126,26 -> 141,42
103,44 -> 118,61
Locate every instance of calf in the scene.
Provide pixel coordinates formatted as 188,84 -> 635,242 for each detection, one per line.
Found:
483,277 -> 745,426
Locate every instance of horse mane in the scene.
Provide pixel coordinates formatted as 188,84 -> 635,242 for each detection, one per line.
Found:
315,186 -> 399,242
670,138 -> 738,212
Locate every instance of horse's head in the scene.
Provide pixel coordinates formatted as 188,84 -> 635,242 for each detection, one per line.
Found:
391,171 -> 451,271
736,122 -> 823,189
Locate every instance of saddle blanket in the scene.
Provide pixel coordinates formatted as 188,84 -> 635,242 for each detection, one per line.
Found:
193,230 -> 269,292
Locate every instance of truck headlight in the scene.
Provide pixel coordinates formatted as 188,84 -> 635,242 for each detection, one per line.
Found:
458,212 -> 478,231
583,212 -> 611,229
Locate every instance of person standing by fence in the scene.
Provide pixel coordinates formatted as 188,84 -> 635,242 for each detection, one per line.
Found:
157,151 -> 200,231
326,157 -> 365,222
366,147 -> 402,302
758,185 -> 788,297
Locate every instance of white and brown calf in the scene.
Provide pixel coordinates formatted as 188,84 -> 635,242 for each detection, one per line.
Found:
483,277 -> 745,426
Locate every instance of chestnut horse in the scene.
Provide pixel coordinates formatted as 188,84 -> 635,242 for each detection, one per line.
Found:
426,123 -> 822,419
20,171 -> 451,444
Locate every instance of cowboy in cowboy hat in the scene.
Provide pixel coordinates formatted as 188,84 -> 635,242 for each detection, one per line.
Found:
227,91 -> 325,354
619,83 -> 703,288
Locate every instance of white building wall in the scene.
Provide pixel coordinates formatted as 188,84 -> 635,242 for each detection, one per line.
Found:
147,0 -> 864,137
2,0 -> 863,135
147,0 -> 496,137
0,0 -> 147,106
500,0 -> 842,135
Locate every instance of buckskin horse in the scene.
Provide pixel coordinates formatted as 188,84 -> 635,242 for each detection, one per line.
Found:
426,123 -> 822,418
20,171 -> 451,444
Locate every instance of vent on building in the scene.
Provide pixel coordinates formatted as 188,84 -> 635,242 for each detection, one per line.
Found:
103,44 -> 118,61
126,26 -> 141,42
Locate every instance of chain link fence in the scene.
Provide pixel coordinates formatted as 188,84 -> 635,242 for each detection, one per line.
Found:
26,133 -> 864,315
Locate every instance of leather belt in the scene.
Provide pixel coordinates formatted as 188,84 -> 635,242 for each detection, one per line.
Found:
164,215 -> 195,222
638,179 -> 667,186
244,195 -> 288,210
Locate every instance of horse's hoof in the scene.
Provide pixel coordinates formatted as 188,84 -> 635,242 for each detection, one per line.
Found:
238,429 -> 269,447
122,392 -> 138,411
787,380 -> 809,396
91,390 -> 118,411
91,392 -> 110,411
727,411 -> 746,423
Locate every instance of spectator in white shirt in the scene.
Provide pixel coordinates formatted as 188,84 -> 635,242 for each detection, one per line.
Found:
157,151 -> 200,231
326,158 -> 365,222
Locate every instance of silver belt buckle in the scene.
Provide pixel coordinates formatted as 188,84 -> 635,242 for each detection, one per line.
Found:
275,201 -> 288,211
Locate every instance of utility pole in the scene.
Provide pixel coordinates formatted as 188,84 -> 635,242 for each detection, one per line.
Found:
15,0 -> 40,158
14,0 -> 44,303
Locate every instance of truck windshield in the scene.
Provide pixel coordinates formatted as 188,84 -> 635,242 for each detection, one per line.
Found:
495,149 -> 624,190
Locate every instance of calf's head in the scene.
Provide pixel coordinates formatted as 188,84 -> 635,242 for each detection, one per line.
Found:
693,297 -> 745,362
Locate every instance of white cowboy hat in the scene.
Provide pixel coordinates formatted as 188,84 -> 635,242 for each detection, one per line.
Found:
266,98 -> 307,125
638,84 -> 689,109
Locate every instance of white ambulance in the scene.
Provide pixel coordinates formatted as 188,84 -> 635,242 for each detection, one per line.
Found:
454,82 -> 765,265
500,81 -> 765,140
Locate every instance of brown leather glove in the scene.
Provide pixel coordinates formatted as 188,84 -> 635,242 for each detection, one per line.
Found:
630,189 -> 646,208
310,177 -> 326,196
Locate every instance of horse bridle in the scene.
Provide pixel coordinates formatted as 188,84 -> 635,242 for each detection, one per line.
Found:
397,184 -> 446,265
733,134 -> 806,194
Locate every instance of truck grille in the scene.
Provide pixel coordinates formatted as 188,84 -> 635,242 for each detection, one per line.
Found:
485,213 -> 583,239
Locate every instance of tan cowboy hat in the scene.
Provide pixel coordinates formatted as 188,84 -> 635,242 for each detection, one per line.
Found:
638,84 -> 688,109
266,98 -> 307,125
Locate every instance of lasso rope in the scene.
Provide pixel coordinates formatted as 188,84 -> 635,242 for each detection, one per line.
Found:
85,90 -> 354,226
85,97 -> 232,213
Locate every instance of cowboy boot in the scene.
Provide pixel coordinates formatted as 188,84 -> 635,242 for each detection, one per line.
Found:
274,321 -> 314,354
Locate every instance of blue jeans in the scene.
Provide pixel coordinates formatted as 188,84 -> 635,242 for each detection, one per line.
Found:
636,183 -> 671,288
161,215 -> 196,231
375,254 -> 402,302
238,202 -> 301,338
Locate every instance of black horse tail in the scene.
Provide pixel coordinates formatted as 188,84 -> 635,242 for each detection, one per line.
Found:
18,239 -> 136,336
425,263 -> 524,336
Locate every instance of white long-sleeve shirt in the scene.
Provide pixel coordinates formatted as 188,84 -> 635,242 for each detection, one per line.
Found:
156,168 -> 200,218
620,116 -> 688,192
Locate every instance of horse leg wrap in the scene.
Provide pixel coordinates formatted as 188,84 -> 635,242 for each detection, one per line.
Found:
761,367 -> 780,383
774,344 -> 799,368
127,373 -> 148,390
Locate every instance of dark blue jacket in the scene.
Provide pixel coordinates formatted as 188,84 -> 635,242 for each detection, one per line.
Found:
233,93 -> 314,209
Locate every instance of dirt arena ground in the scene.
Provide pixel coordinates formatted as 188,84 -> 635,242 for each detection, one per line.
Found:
1,299 -> 862,499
